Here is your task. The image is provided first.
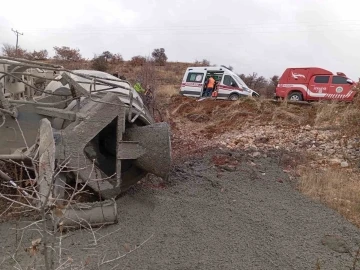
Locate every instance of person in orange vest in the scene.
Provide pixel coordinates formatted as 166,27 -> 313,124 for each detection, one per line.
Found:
205,76 -> 215,97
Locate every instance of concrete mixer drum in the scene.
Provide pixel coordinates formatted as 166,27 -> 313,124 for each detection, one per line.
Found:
0,56 -> 171,205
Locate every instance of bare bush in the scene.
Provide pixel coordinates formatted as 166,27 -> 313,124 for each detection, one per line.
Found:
0,119 -> 152,269
263,75 -> 280,98
136,58 -> 158,89
2,43 -> 28,58
130,55 -> 146,66
2,44 -> 48,60
194,59 -> 211,66
29,49 -> 48,60
111,53 -> 124,63
135,58 -> 160,117
53,46 -> 82,62
240,72 -> 268,90
270,75 -> 279,87
201,59 -> 210,66
157,85 -> 179,98
239,72 -> 279,98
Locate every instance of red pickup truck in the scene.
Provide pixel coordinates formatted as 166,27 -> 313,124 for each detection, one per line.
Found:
275,67 -> 357,101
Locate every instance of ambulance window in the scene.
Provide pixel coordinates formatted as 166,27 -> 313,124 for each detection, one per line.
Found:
223,75 -> 238,87
314,76 -> 330,83
187,73 -> 204,83
332,76 -> 348,84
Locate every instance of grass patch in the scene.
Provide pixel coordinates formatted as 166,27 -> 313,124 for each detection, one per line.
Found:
299,167 -> 360,226
157,84 -> 180,98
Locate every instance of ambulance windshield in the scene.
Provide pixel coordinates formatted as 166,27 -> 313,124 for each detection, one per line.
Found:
233,74 -> 249,89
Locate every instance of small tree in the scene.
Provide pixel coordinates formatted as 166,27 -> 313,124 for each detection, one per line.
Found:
91,55 -> 108,72
2,43 -> 28,58
151,48 -> 168,66
101,51 -> 113,62
270,75 -> 279,87
130,55 -> 146,66
239,72 -> 267,90
201,59 -> 210,66
53,46 -> 82,61
2,44 -> 16,56
112,53 -> 123,63
263,75 -> 280,98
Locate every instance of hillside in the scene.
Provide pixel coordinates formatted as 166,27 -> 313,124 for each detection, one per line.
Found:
1,58 -> 360,269
3,58 -> 360,226
158,95 -> 360,226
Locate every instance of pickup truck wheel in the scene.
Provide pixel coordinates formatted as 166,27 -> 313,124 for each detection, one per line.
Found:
229,93 -> 240,101
288,92 -> 303,101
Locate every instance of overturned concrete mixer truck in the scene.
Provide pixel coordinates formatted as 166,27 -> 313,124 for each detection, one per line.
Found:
0,56 -> 171,225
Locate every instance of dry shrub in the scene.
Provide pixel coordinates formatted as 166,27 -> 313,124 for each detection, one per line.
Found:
170,97 -> 199,116
53,59 -> 90,70
271,108 -> 305,125
167,95 -> 319,133
157,85 -> 179,97
167,62 -> 188,74
314,93 -> 360,131
130,55 -> 146,66
136,59 -> 158,88
157,68 -> 182,85
53,46 -> 82,61
339,104 -> 360,137
314,102 -> 343,127
299,167 -> 360,226
313,98 -> 360,136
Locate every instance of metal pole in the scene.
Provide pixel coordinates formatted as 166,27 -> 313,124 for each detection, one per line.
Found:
16,33 -> 18,53
11,29 -> 23,57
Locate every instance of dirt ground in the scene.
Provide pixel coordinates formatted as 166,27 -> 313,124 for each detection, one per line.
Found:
1,148 -> 360,269
1,96 -> 360,269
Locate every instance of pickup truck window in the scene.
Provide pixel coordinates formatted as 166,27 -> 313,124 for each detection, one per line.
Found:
314,76 -> 330,84
332,76 -> 348,84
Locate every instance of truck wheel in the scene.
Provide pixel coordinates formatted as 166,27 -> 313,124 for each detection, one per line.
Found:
229,93 -> 240,101
288,92 -> 303,101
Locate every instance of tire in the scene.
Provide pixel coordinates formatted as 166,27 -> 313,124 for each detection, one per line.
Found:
229,93 -> 240,101
287,92 -> 303,101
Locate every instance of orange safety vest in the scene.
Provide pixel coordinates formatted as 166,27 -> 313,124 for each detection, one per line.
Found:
207,77 -> 215,88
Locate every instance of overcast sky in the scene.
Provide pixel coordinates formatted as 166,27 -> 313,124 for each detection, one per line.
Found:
1,0 -> 360,79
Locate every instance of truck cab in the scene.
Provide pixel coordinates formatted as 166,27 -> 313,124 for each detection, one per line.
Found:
276,67 -> 356,101
180,66 -> 259,100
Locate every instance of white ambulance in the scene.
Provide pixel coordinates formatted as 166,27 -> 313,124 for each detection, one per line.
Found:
180,66 -> 259,100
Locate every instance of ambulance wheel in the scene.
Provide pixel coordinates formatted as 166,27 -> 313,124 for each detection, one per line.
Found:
288,92 -> 303,101
229,93 -> 240,101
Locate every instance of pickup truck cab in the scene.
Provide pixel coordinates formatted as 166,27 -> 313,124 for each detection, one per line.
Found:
276,67 -> 356,101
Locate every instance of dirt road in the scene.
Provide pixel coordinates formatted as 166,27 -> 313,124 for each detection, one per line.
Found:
1,148 -> 360,269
